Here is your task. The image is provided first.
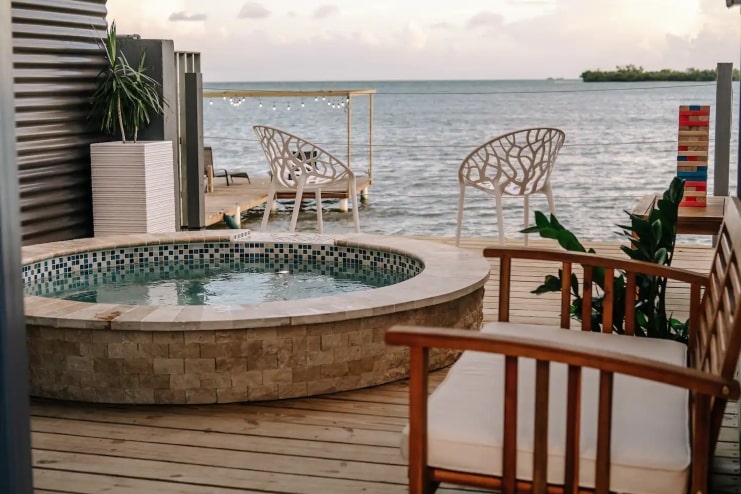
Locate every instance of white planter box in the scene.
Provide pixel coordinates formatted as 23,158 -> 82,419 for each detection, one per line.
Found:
90,141 -> 175,236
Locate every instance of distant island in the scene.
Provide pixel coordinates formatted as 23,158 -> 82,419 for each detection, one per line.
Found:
580,65 -> 740,82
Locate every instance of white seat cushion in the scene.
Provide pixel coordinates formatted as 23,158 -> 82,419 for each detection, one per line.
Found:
401,323 -> 690,494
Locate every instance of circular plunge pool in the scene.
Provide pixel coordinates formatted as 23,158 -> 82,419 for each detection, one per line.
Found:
22,231 -> 489,404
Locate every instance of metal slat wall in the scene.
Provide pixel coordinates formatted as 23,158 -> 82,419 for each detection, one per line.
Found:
12,0 -> 107,245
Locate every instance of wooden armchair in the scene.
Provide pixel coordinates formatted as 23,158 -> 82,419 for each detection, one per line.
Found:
386,198 -> 741,494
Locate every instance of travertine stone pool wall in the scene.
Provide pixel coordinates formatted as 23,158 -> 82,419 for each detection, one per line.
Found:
23,232 -> 489,404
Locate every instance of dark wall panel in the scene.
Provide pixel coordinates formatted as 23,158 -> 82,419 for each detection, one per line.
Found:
12,0 -> 107,245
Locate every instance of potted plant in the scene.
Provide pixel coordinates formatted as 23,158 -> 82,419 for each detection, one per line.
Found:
88,21 -> 175,235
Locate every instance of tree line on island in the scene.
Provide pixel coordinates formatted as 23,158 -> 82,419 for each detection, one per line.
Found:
581,64 -> 740,82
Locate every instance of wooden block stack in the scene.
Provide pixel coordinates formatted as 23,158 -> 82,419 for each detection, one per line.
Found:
677,105 -> 709,207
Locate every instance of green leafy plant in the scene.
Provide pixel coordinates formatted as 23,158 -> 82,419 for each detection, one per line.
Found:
523,177 -> 688,342
88,21 -> 164,143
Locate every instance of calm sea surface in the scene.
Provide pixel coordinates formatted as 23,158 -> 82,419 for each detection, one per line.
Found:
203,80 -> 740,245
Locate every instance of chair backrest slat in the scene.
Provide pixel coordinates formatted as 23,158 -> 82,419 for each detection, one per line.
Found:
564,366 -> 582,494
595,371 -> 614,494
581,267 -> 593,331
503,356 -> 518,494
602,268 -> 614,332
560,262 -> 572,329
624,272 -> 637,335
532,361 -> 550,493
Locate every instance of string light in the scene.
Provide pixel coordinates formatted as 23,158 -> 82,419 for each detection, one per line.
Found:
272,103 -> 276,111
287,102 -> 291,111
301,100 -> 305,108
258,100 -> 263,108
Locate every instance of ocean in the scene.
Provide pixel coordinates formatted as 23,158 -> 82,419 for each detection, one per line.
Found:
203,80 -> 740,245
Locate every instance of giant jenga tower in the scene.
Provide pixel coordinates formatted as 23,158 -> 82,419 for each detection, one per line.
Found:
676,105 -> 710,207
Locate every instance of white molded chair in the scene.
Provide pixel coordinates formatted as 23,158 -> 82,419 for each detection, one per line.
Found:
455,127 -> 566,246
253,125 -> 360,234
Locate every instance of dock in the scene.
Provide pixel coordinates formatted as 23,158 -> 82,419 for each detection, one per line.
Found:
204,175 -> 372,227
29,238 -> 739,493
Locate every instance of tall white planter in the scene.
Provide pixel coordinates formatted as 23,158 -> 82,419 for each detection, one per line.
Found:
90,141 -> 176,236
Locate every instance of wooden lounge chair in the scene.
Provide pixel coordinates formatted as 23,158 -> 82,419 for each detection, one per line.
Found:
204,146 -> 250,191
386,197 -> 741,494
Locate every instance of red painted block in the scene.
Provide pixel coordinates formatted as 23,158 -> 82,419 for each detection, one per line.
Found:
678,110 -> 710,117
678,119 -> 709,126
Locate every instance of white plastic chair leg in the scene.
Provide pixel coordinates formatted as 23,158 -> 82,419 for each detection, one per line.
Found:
290,183 -> 305,233
523,194 -> 530,247
494,190 -> 505,245
261,186 -> 276,231
315,189 -> 324,234
544,183 -> 556,215
349,179 -> 360,233
455,183 -> 466,246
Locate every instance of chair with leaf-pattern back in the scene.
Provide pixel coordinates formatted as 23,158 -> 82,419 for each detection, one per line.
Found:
456,128 -> 566,246
253,125 -> 360,233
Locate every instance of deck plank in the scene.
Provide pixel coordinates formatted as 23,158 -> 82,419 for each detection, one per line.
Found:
30,237 -> 738,493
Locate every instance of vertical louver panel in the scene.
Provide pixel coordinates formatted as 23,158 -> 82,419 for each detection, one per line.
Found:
12,0 -> 107,245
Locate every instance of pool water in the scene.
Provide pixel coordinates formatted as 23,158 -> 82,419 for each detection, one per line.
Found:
27,261 -> 410,305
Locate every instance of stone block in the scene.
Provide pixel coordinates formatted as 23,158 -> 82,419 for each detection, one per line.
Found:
139,373 -> 171,389
215,357 -> 246,373
153,358 -> 184,375
293,365 -> 321,383
199,372 -> 232,389
184,331 -> 215,344
247,355 -> 277,371
125,388 -> 155,404
152,332 -> 184,345
137,343 -> 170,358
154,389 -> 186,404
107,341 -> 141,358
78,342 -> 107,357
186,388 -> 216,404
184,358 -> 215,374
248,384 -> 278,401
168,342 -> 201,358
121,358 -> 153,374
263,368 -> 292,385
216,387 -> 248,403
170,373 -> 200,390
307,350 -> 334,366
307,336 -> 321,352
65,356 -> 93,373
320,362 -> 349,378
321,333 -> 347,350
307,378 -> 337,396
231,371 -> 263,388
278,382 -> 307,399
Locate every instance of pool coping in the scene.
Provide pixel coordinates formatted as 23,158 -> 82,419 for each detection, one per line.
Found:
22,231 -> 491,331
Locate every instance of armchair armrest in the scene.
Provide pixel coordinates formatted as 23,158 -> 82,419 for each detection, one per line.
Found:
386,325 -> 738,399
483,246 -> 709,285
481,246 -> 709,333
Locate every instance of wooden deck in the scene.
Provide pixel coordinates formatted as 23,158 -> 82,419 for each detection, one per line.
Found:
30,238 -> 739,493
204,176 -> 372,227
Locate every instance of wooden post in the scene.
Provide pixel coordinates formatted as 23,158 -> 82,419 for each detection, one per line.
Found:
714,63 -> 732,198
0,1 -> 34,490
369,93 -> 374,181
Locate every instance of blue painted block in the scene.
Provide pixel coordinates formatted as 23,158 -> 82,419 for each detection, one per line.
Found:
677,170 -> 708,180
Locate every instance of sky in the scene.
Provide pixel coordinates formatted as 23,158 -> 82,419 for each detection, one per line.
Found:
106,0 -> 741,82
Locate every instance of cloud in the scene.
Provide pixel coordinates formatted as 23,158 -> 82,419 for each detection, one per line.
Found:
238,2 -> 270,19
314,5 -> 339,19
431,22 -> 454,30
466,11 -> 504,30
401,22 -> 428,52
168,11 -> 207,22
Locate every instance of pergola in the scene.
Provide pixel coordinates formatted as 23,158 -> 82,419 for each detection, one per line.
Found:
201,89 -> 376,181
